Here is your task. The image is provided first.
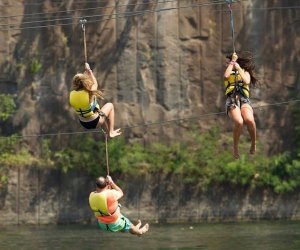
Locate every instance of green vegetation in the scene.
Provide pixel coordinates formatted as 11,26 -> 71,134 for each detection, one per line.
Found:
1,99 -> 300,194
0,94 -> 16,121
0,136 -> 38,189
13,124 -> 297,194
29,57 -> 42,75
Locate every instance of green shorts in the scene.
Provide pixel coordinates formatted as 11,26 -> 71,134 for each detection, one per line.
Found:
97,215 -> 132,233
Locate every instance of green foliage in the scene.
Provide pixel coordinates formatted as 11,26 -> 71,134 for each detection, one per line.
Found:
261,153 -> 300,193
2,126 -> 300,194
0,135 -> 38,190
29,58 -> 42,75
54,134 -> 105,174
0,94 -> 16,121
30,127 -> 298,194
0,136 -> 37,166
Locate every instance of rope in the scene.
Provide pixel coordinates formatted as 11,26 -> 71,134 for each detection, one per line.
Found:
100,122 -> 110,176
79,18 -> 109,175
105,133 -> 109,176
226,0 -> 236,53
79,19 -> 88,63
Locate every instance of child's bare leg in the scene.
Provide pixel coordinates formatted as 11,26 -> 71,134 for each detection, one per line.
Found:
99,103 -> 121,138
241,105 -> 256,154
229,107 -> 243,159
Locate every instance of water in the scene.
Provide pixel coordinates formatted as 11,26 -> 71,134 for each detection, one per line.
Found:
0,221 -> 300,250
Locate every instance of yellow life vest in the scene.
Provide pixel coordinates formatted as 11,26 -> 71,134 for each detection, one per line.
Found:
69,90 -> 100,117
224,71 -> 250,98
89,191 -> 112,217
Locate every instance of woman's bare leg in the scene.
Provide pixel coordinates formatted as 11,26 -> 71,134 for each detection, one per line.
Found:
98,102 -> 121,138
229,107 -> 244,159
241,104 -> 256,154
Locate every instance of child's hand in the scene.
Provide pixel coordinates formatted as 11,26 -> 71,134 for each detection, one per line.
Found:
232,52 -> 238,62
234,62 -> 241,70
85,62 -> 91,71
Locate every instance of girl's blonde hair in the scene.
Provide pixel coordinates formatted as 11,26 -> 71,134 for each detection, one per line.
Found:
72,73 -> 104,100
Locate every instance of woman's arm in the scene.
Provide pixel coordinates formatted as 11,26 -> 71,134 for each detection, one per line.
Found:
85,63 -> 98,90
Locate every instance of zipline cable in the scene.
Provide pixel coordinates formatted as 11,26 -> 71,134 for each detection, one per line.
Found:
1,3 -> 299,30
0,0 -> 234,31
1,1 -> 299,21
0,0 -> 180,20
0,98 -> 299,139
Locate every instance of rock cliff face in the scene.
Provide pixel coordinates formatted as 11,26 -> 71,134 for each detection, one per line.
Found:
0,0 -> 300,224
1,166 -> 300,225
0,0 -> 299,152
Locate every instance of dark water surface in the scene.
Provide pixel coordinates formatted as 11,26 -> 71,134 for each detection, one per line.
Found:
0,221 -> 300,250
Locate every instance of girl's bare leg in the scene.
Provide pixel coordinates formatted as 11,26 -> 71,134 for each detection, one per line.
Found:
229,106 -> 244,159
241,104 -> 256,154
98,102 -> 121,138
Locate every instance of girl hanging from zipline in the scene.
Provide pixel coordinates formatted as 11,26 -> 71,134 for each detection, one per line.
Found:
69,63 -> 122,138
224,52 -> 258,159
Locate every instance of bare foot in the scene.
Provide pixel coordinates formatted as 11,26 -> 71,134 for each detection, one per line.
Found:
109,128 -> 122,138
233,148 -> 240,160
250,143 -> 256,155
140,223 -> 149,234
136,219 -> 141,228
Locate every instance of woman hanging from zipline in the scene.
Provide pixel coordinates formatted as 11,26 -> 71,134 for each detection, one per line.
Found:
69,63 -> 122,138
224,52 -> 258,159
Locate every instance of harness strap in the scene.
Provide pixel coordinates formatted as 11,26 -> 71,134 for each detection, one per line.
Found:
226,70 -> 249,99
106,224 -> 112,232
76,99 -> 98,117
93,204 -> 120,217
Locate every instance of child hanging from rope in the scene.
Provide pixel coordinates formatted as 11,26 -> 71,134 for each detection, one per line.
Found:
69,63 -> 121,138
224,52 -> 257,159
89,175 -> 149,236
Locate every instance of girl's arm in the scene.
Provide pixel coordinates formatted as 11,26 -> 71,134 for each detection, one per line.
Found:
235,63 -> 251,84
85,63 -> 98,90
224,52 -> 238,78
224,61 -> 235,78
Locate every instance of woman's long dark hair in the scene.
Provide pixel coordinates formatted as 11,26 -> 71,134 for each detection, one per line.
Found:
227,51 -> 258,86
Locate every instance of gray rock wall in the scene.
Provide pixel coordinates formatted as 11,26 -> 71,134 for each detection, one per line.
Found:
0,0 -> 299,153
1,167 -> 300,225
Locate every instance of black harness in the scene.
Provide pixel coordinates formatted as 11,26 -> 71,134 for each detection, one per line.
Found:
226,71 -> 249,107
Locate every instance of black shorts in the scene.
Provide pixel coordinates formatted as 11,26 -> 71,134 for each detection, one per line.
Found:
225,95 -> 251,115
79,115 -> 100,129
